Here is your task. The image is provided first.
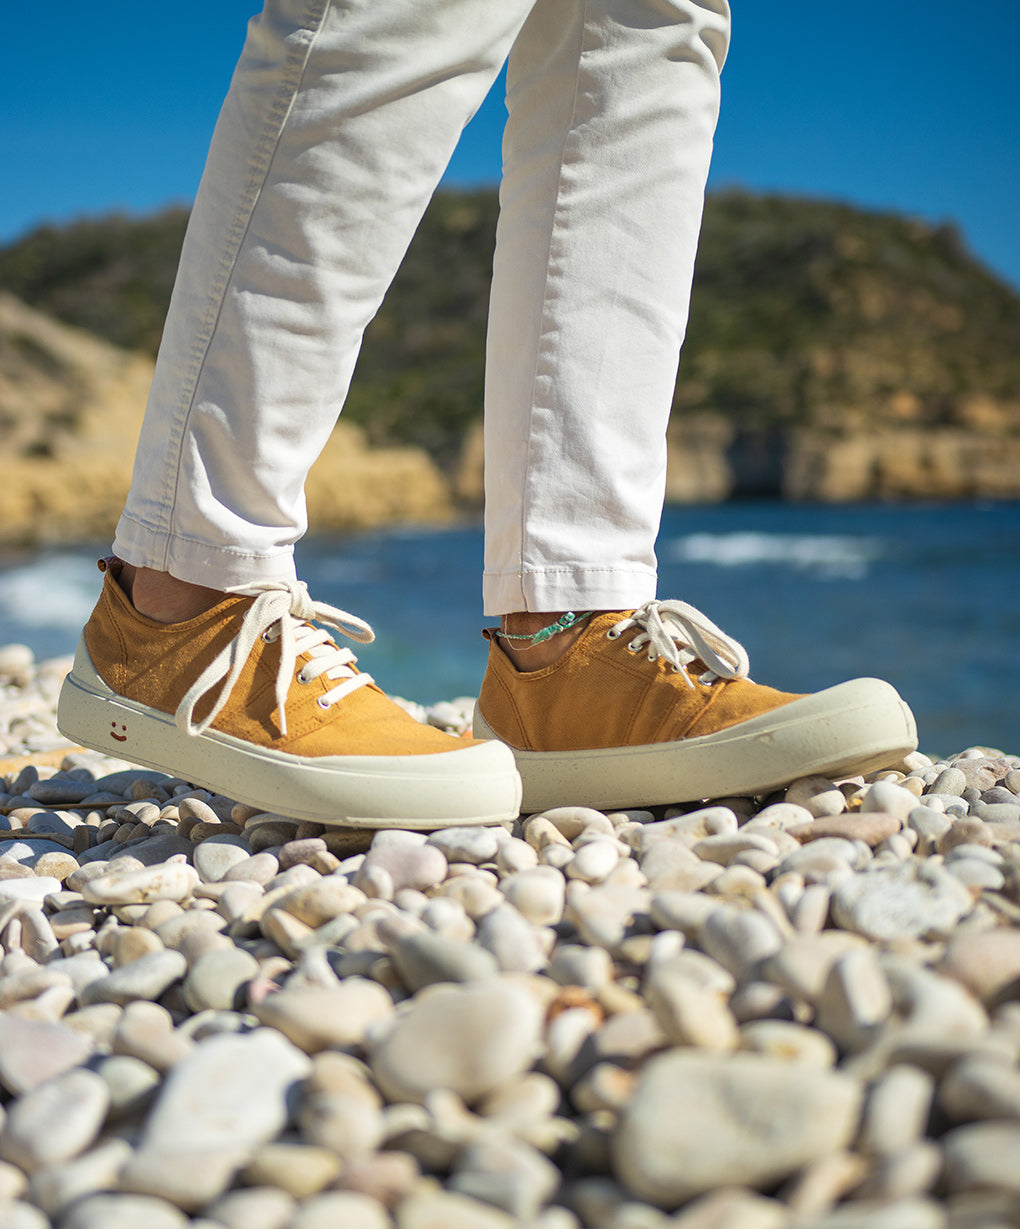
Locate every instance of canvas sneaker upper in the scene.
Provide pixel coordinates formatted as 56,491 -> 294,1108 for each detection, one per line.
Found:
477,601 -> 802,753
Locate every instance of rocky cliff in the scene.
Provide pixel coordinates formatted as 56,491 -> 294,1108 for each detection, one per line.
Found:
0,294 -> 452,547
2,189 -> 1020,522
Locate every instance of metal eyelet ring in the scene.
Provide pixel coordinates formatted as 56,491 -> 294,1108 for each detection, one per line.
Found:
625,641 -> 639,653
316,697 -> 330,710
606,627 -> 621,640
296,670 -> 310,685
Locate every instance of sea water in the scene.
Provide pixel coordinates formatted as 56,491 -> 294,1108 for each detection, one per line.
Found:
1,501 -> 1017,759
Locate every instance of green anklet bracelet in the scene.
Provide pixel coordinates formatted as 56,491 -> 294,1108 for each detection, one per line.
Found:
495,610 -> 595,648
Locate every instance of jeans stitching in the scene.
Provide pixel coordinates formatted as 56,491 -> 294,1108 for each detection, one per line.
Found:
512,0 -> 590,610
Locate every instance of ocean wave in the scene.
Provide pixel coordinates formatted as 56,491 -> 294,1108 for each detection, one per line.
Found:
664,532 -> 883,579
0,553 -> 101,633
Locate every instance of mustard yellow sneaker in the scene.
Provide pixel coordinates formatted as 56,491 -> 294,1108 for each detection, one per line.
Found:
474,600 -> 917,811
58,560 -> 521,827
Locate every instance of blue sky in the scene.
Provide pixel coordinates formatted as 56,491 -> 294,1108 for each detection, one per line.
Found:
4,2 -> 1019,289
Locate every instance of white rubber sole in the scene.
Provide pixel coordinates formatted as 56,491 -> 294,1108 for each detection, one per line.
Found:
58,636 -> 522,828
474,677 -> 917,812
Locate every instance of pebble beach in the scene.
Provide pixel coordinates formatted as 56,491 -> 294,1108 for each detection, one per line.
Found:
1,643 -> 1020,1229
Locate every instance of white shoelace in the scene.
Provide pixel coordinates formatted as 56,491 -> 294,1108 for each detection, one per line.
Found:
176,581 -> 376,737
607,599 -> 750,689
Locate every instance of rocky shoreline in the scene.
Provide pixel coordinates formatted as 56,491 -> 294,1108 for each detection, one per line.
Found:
1,647 -> 1019,1229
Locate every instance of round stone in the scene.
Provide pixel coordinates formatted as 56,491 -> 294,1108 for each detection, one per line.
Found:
784,776 -> 846,817
738,1020 -> 837,1068
80,861 -> 199,906
857,1064 -> 935,1156
183,947 -> 260,1013
94,1054 -> 162,1119
860,781 -> 920,819
501,867 -> 566,926
645,963 -> 739,1051
940,1054 -> 1020,1122
120,1029 -> 311,1209
369,978 -> 543,1105
252,980 -> 394,1053
613,1051 -> 863,1208
698,906 -> 783,979
192,836 -> 252,883
427,827 -> 502,865
354,837 -> 448,894
566,839 -> 621,883
204,1187 -> 296,1229
788,813 -> 901,848
941,1120 -> 1020,1193
939,928 -> 1020,1003
0,1016 -> 97,1095
0,1068 -> 110,1173
61,1194 -> 189,1229
392,929 -> 499,991
79,949 -> 188,1007
282,1191 -> 391,1229
475,903 -> 548,973
830,860 -> 974,941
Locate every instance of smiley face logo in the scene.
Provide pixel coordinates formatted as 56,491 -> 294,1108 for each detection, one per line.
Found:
110,721 -> 128,742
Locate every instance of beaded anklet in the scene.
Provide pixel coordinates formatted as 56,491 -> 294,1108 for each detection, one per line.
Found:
494,610 -> 595,650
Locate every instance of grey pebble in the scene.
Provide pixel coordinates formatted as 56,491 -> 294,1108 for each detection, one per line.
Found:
0,1068 -> 109,1174
941,1119 -> 1020,1192
369,978 -> 543,1105
192,834 -> 253,883
830,860 -> 973,941
121,1029 -> 311,1209
183,945 -> 260,1013
0,1016 -> 97,1096
79,948 -> 188,1007
392,927 -> 499,991
60,1193 -> 189,1229
613,1050 -> 862,1208
426,826 -> 502,865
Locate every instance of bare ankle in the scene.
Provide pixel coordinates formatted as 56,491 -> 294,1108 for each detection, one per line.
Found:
119,563 -> 225,624
496,611 -> 594,673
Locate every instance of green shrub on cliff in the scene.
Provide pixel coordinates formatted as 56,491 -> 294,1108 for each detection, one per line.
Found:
2,188 -> 1018,468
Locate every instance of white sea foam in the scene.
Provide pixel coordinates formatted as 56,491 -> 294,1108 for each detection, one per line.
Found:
664,532 -> 883,579
0,553 -> 100,632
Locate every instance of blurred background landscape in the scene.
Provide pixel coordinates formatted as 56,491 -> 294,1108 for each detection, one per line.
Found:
2,186 -> 1019,544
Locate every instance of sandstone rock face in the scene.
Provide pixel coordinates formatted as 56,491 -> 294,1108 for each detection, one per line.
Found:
784,425 -> 1020,501
0,294 -> 453,545
663,410 -> 1020,503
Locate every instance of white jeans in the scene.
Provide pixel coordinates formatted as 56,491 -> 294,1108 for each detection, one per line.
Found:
115,0 -> 729,615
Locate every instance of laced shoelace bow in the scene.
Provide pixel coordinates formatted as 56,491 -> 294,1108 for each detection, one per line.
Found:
176,581 -> 376,737
607,599 -> 750,689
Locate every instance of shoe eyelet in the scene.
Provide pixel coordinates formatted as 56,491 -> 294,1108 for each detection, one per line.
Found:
606,628 -> 621,640
625,641 -> 639,653
296,669 -> 310,685
316,697 -> 330,710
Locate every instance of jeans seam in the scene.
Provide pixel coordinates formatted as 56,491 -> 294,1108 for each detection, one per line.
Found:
118,510 -> 297,564
515,0 -> 590,610
485,564 -> 655,577
156,0 -> 331,559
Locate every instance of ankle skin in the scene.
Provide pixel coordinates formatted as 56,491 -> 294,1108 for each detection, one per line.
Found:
119,563 -> 225,624
496,611 -> 594,672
